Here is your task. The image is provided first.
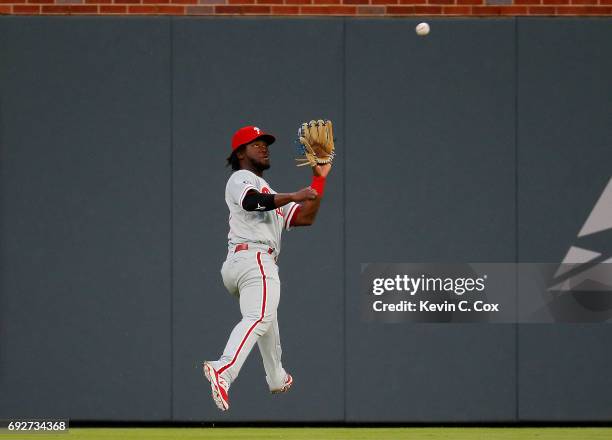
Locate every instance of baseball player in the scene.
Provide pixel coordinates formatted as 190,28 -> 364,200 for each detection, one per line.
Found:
203,125 -> 331,411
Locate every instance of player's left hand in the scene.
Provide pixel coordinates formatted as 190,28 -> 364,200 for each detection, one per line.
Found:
313,163 -> 332,178
296,119 -> 335,168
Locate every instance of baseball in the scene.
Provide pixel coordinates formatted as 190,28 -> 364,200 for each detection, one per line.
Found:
416,22 -> 430,36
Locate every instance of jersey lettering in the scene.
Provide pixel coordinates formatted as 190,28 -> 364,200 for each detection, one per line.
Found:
226,170 -> 297,256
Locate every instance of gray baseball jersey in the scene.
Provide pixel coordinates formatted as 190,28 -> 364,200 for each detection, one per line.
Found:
225,169 -> 298,256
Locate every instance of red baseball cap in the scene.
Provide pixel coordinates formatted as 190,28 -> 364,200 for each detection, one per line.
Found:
231,126 -> 276,151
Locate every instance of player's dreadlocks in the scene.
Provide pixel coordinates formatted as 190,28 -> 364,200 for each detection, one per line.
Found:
226,145 -> 245,171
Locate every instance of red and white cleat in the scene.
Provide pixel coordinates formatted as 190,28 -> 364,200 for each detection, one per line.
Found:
271,373 -> 293,394
203,362 -> 229,411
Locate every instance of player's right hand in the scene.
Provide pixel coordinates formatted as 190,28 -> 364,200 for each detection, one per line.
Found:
292,187 -> 318,202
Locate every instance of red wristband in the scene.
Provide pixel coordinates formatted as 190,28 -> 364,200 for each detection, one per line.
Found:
311,175 -> 326,197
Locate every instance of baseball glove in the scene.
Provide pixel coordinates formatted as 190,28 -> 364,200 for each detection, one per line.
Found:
295,119 -> 335,167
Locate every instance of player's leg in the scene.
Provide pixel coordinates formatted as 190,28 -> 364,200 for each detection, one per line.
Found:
202,258 -> 242,411
211,252 -> 280,385
257,312 -> 291,392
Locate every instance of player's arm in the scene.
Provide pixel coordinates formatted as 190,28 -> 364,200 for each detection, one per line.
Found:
290,164 -> 331,227
242,189 -> 316,212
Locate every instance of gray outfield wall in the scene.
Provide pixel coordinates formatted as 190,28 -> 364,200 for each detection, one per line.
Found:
0,17 -> 611,422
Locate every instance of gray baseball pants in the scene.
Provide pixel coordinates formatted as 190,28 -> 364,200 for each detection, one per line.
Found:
209,248 -> 287,390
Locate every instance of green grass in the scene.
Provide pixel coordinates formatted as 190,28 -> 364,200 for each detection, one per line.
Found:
2,428 -> 612,440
